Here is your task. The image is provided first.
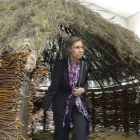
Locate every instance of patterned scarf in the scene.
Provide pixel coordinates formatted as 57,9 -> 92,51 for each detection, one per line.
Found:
63,58 -> 90,137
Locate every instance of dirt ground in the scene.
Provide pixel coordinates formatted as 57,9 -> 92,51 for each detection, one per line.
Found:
29,128 -> 140,140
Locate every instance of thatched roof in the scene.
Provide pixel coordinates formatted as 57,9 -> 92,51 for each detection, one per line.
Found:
0,0 -> 140,89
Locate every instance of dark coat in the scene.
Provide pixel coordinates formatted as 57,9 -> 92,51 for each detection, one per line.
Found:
41,58 -> 90,116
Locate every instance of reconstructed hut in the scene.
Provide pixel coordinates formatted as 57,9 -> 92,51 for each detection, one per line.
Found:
0,0 -> 140,139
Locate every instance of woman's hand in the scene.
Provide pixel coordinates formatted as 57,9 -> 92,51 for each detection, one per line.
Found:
33,109 -> 44,122
73,87 -> 85,96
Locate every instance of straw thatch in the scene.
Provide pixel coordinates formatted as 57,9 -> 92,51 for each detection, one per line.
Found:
0,0 -> 140,88
0,53 -> 33,140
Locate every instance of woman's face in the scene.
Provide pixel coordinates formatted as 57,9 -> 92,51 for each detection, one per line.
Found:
70,41 -> 84,60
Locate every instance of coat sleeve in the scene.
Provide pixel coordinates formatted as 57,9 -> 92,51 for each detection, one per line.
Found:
82,63 -> 90,93
41,61 -> 61,111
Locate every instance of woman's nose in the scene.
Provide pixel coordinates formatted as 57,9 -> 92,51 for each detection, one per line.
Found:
79,47 -> 83,52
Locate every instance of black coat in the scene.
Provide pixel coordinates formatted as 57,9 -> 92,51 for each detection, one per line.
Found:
41,59 -> 90,115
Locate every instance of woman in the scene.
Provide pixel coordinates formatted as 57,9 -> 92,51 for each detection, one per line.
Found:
41,36 -> 90,140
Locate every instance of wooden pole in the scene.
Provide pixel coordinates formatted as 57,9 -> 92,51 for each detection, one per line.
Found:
43,110 -> 46,132
92,92 -> 95,131
19,73 -> 30,139
122,90 -> 129,134
113,90 -> 118,130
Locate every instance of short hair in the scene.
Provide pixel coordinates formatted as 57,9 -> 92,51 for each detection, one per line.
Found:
62,36 -> 84,59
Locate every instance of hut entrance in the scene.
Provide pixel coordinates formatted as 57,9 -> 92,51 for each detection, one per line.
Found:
1,33 -> 140,140
1,31 -> 140,140
1,0 -> 140,139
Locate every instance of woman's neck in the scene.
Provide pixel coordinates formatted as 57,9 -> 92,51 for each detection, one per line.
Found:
70,56 -> 78,67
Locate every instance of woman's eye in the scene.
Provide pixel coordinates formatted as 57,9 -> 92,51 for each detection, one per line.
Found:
75,47 -> 79,49
74,46 -> 84,49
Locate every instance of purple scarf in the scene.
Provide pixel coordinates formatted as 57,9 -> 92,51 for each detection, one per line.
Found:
63,58 -> 90,137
